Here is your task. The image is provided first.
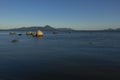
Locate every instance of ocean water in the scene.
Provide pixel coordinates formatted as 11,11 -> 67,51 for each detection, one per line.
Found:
0,31 -> 120,80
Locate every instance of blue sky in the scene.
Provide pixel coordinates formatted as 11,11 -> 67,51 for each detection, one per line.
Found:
0,0 -> 120,30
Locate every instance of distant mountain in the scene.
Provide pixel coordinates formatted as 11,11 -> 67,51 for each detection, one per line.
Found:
5,25 -> 75,32
103,28 -> 120,32
1,25 -> 120,32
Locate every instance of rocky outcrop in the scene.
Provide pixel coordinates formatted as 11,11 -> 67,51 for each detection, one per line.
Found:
26,31 -> 34,35
26,30 -> 44,37
9,32 -> 16,35
36,30 -> 44,37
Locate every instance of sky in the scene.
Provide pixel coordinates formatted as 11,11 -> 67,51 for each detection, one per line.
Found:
0,0 -> 120,30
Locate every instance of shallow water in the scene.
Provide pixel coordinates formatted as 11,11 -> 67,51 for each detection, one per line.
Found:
0,31 -> 120,80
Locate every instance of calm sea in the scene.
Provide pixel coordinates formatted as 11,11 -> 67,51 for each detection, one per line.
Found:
0,31 -> 120,80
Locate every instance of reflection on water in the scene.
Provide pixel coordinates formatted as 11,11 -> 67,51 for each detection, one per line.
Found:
0,31 -> 120,80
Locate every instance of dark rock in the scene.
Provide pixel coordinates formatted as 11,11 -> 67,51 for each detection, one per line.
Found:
11,39 -> 19,43
53,32 -> 58,34
18,34 -> 22,36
